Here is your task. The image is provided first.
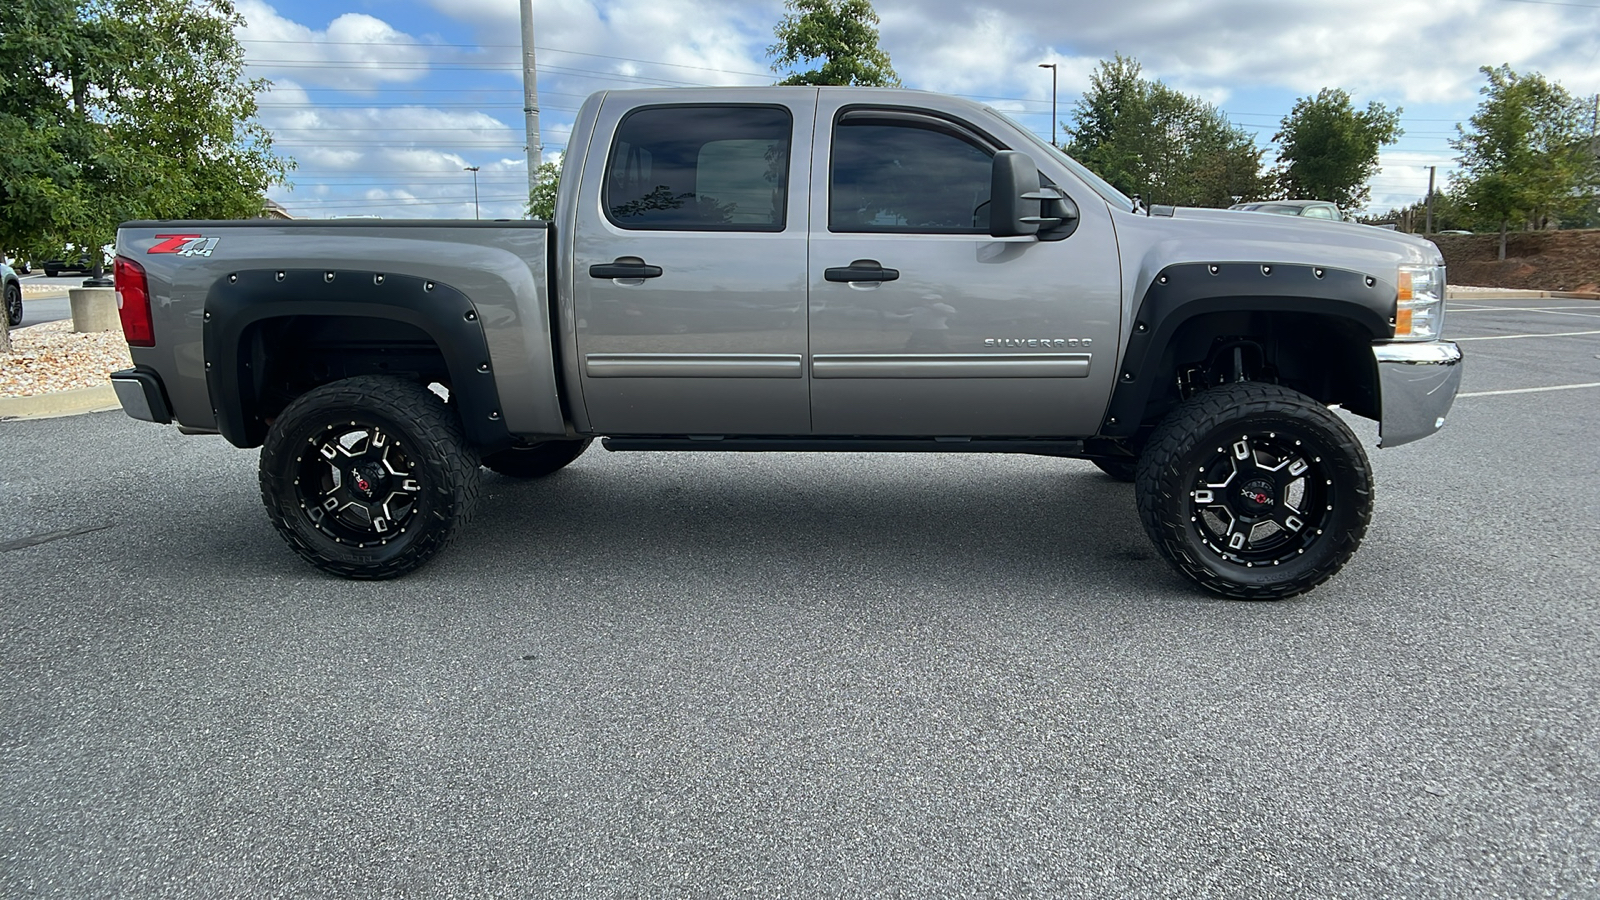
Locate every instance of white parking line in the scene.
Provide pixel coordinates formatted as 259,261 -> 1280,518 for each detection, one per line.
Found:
1459,382 -> 1600,398
1455,329 -> 1600,342
1449,306 -> 1600,313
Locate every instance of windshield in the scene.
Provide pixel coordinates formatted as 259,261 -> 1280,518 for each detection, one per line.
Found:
981,106 -> 1136,212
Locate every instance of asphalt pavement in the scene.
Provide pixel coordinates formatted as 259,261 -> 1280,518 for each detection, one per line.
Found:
1,298 -> 1597,898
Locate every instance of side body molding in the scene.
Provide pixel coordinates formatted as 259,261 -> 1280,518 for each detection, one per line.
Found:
204,269 -> 513,451
1099,262 -> 1394,437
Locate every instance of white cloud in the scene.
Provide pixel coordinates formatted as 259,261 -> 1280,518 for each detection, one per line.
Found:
238,0 -> 435,91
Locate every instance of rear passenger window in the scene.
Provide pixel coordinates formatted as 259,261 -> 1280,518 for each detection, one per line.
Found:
830,114 -> 994,233
604,106 -> 791,232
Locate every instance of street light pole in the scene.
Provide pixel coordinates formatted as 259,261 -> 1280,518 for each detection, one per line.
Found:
1038,63 -> 1058,146
464,166 -> 480,220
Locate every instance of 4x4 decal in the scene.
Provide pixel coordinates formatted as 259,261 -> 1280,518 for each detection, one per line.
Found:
148,234 -> 220,257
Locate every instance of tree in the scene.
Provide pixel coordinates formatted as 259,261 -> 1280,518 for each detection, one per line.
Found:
768,0 -> 899,87
0,0 -> 291,281
526,160 -> 560,221
1066,55 -> 1268,208
1272,89 -> 1401,209
1451,65 -> 1594,260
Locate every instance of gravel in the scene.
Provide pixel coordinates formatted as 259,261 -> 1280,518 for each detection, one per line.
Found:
0,320 -> 132,397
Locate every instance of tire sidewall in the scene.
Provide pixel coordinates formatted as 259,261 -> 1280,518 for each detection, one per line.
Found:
4,282 -> 20,326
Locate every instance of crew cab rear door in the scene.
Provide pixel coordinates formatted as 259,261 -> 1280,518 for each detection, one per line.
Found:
806,94 -> 1123,436
571,94 -> 816,435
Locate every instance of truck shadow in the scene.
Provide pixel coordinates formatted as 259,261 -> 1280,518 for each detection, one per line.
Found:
450,454 -> 1179,601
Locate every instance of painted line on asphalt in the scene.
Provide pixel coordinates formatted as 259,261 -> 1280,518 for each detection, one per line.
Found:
1455,329 -> 1600,342
1459,381 -> 1600,398
1449,306 -> 1600,313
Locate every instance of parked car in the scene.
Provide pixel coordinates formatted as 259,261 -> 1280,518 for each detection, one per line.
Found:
2,254 -> 30,274
42,254 -> 93,277
1228,200 -> 1347,221
2,261 -> 22,327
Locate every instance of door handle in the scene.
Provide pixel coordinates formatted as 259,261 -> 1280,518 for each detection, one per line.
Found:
824,259 -> 899,283
589,258 -> 663,279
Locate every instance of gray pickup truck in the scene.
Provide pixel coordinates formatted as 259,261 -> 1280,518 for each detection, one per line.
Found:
110,86 -> 1461,599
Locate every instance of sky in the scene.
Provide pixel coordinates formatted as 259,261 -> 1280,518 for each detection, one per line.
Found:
239,0 -> 1600,221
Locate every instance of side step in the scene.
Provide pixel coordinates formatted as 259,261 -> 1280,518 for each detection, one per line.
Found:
600,436 -> 1086,456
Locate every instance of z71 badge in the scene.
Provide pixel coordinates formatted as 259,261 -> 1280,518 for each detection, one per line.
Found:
147,234 -> 220,258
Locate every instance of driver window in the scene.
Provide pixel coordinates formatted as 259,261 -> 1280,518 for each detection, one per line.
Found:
830,117 -> 993,234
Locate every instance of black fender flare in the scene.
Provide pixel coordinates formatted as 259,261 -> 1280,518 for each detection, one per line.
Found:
1099,262 -> 1394,437
204,269 -> 512,451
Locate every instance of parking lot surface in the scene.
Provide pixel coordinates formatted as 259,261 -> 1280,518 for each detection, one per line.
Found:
2,298 -> 1597,898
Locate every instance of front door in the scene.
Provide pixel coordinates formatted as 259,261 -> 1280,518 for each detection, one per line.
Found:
806,99 -> 1122,436
573,98 -> 814,435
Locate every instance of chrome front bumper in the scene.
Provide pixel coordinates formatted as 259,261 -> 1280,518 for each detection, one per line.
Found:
1372,341 -> 1463,447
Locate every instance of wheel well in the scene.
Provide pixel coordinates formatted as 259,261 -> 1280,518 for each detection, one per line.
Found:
235,315 -> 452,444
1137,310 -> 1379,428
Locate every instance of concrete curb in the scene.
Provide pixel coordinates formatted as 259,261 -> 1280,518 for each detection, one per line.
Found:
0,385 -> 120,420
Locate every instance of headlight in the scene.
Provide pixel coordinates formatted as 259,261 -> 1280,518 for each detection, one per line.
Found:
1395,264 -> 1446,340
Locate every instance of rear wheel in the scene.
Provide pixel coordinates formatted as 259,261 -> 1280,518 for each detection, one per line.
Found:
1135,382 -> 1372,600
260,375 -> 480,579
481,438 -> 592,478
4,281 -> 20,327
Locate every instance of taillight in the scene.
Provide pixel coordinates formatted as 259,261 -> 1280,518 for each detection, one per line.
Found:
115,256 -> 154,347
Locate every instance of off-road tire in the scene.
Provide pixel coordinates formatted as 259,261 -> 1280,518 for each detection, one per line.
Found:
1091,457 -> 1138,482
260,375 -> 480,579
1135,382 -> 1372,600
4,281 -> 20,327
481,438 -> 592,478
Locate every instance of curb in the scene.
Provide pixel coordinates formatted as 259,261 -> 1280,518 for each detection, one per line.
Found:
0,385 -> 120,420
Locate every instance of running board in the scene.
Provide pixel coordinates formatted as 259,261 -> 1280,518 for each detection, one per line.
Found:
600,436 -> 1086,456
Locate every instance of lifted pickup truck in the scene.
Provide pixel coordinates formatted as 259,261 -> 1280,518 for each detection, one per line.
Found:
111,86 -> 1461,599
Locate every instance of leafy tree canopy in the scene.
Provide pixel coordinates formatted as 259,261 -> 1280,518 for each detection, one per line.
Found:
0,0 -> 292,266
526,160 -> 560,221
1450,64 -> 1594,257
1066,55 -> 1268,208
769,0 -> 899,87
1272,88 -> 1401,208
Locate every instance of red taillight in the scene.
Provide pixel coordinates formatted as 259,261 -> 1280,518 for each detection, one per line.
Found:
115,257 -> 154,347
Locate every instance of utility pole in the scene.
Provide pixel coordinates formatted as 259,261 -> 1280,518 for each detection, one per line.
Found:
1038,63 -> 1058,146
1425,165 -> 1436,235
465,166 -> 481,219
520,0 -> 542,202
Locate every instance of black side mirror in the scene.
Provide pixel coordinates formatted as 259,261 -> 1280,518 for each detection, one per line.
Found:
990,151 -> 1042,237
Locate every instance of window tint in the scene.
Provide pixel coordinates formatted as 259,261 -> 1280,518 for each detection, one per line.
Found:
604,106 -> 791,231
830,117 -> 993,233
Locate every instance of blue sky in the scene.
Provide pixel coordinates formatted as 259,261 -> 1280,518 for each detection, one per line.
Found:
240,0 -> 1600,220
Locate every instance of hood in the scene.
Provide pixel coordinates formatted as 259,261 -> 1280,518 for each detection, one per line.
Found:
1142,206 -> 1443,266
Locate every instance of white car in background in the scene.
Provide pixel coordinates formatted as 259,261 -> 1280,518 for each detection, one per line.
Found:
1228,199 -> 1349,221
2,261 -> 22,327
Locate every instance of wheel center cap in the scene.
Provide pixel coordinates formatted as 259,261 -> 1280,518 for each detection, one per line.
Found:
1238,478 -> 1276,512
350,463 -> 385,500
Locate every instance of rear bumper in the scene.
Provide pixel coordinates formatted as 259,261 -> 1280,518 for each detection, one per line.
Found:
110,367 -> 172,424
1372,341 -> 1463,448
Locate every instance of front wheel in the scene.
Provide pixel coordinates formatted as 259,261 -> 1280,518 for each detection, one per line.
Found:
4,281 -> 20,327
259,376 -> 480,579
1135,383 -> 1373,600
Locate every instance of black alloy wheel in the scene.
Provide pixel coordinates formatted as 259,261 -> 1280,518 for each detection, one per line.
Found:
4,281 -> 20,327
260,375 -> 480,579
481,438 -> 592,478
1136,382 -> 1372,600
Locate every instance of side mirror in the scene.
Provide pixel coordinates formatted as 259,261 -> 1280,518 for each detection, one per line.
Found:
990,150 -> 1042,237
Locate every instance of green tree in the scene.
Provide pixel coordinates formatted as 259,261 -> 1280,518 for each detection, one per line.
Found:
768,0 -> 899,87
1272,88 -> 1402,208
1066,55 -> 1268,207
0,0 -> 291,278
526,160 -> 561,221
1451,64 -> 1594,260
